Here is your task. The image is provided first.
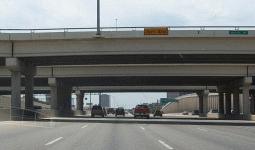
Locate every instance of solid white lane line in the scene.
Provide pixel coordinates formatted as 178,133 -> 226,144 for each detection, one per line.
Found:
81,125 -> 88,128
45,137 -> 63,146
158,140 -> 174,150
140,126 -> 145,130
0,122 -> 52,129
197,127 -> 208,132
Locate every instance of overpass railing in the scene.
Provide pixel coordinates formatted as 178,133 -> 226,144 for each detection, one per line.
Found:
0,26 -> 255,33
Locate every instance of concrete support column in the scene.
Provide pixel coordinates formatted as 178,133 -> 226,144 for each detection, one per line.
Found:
242,77 -> 252,117
225,93 -> 232,115
198,93 -> 203,115
48,78 -> 58,114
218,92 -> 224,115
60,86 -> 72,115
23,64 -> 36,111
11,71 -> 21,120
250,94 -> 255,114
232,89 -> 240,114
75,90 -> 85,115
48,78 -> 73,117
6,58 -> 22,120
202,90 -> 209,116
197,90 -> 209,117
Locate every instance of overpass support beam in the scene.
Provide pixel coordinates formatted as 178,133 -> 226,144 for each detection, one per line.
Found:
48,78 -> 73,117
75,90 -> 85,115
242,77 -> 252,118
6,58 -> 22,120
225,93 -> 232,115
197,90 -> 209,117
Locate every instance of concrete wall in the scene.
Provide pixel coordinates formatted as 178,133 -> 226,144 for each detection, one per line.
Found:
162,93 -> 245,114
162,93 -> 219,113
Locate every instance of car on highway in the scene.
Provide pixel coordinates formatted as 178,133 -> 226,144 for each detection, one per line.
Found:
182,111 -> 189,115
134,104 -> 150,119
192,110 -> 199,115
153,109 -> 163,117
115,107 -> 125,117
209,109 -> 218,114
91,105 -> 105,118
107,108 -> 115,114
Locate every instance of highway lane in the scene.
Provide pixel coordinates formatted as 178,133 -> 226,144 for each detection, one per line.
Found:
0,121 -> 255,150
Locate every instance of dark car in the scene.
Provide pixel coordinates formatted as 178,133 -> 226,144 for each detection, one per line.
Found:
115,107 -> 125,117
91,105 -> 105,117
182,111 -> 189,115
192,110 -> 200,115
107,108 -> 115,114
134,105 -> 150,119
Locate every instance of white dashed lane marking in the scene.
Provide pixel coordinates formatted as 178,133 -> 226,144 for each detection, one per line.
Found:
45,137 -> 63,146
158,140 -> 174,150
81,124 -> 88,128
140,126 -> 145,130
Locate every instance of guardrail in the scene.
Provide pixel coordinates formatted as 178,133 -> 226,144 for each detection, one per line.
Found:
0,26 -> 255,33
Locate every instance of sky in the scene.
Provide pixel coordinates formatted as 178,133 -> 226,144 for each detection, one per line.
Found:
0,0 -> 254,28
1,0 -> 254,108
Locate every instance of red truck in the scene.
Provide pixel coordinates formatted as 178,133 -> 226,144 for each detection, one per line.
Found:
134,104 -> 150,119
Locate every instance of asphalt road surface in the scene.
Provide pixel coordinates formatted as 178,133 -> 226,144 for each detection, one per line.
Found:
0,121 -> 255,150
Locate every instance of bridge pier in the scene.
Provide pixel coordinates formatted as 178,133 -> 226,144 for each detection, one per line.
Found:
250,94 -> 255,114
218,92 -> 225,115
197,90 -> 209,117
23,63 -> 36,111
48,78 -> 73,117
10,70 -> 21,120
6,58 -> 22,120
232,89 -> 240,114
242,77 -> 252,119
75,90 -> 85,115
225,93 -> 232,115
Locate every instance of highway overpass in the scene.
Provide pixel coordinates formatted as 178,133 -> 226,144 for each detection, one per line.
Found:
0,26 -> 255,119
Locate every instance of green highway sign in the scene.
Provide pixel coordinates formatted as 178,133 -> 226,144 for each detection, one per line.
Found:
229,30 -> 249,35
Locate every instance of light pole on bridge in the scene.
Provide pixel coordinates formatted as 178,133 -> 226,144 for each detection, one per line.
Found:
96,0 -> 101,35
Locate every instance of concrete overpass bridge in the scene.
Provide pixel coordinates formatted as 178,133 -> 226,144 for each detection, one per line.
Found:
1,26 -> 255,119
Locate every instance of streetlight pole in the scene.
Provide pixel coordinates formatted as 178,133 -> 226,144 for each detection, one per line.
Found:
115,18 -> 118,31
96,0 -> 101,35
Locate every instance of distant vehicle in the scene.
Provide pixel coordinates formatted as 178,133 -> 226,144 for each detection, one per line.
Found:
182,111 -> 189,115
91,105 -> 105,117
107,108 -> 115,114
134,105 -> 150,119
153,109 -> 163,117
33,105 -> 42,109
209,109 -> 218,113
192,110 -> 199,115
115,107 -> 125,117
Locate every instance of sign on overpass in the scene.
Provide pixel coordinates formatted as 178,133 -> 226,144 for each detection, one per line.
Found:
229,30 -> 249,35
144,27 -> 168,35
